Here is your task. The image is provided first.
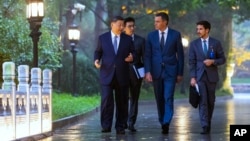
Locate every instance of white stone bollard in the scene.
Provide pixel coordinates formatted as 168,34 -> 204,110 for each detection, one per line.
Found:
15,65 -> 30,138
29,68 -> 42,135
0,62 -> 16,140
42,69 -> 52,132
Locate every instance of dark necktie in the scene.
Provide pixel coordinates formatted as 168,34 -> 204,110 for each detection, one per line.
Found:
113,36 -> 118,54
203,40 -> 208,56
160,32 -> 165,50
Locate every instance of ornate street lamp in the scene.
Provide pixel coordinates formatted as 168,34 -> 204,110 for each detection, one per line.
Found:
68,24 -> 80,96
26,0 -> 44,67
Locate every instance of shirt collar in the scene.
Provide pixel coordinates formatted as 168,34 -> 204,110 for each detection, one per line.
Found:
201,37 -> 209,42
111,31 -> 120,38
132,34 -> 135,40
158,27 -> 168,35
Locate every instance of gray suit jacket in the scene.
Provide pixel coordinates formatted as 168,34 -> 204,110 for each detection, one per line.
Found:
189,37 -> 226,82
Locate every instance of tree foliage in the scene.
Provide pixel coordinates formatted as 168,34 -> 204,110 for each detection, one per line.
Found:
57,51 -> 99,95
232,20 -> 250,66
0,0 -> 63,70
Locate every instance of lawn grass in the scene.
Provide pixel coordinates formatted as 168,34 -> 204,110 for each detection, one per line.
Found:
52,92 -> 100,120
52,86 -> 231,121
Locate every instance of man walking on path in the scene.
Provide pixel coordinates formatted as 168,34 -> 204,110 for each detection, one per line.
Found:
144,12 -> 184,134
94,16 -> 135,135
124,17 -> 145,132
189,20 -> 226,134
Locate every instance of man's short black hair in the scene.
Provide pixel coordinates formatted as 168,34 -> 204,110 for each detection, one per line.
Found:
155,12 -> 169,22
111,16 -> 124,23
196,20 -> 211,30
124,17 -> 135,25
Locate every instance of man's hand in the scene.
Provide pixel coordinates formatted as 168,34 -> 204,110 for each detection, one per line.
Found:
94,59 -> 101,69
190,78 -> 196,87
176,76 -> 183,83
203,59 -> 214,66
125,53 -> 133,62
145,72 -> 152,82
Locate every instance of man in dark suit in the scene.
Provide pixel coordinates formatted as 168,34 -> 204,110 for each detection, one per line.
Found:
144,12 -> 184,134
94,16 -> 135,135
124,17 -> 145,132
189,20 -> 226,134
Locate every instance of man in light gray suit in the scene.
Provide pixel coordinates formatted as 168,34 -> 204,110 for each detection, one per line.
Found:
189,20 -> 226,134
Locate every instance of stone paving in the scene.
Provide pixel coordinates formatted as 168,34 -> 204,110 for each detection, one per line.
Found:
39,93 -> 250,141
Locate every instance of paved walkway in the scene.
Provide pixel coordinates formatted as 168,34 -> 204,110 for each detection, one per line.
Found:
39,93 -> 250,141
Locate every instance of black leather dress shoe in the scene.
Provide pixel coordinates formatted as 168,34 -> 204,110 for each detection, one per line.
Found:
116,130 -> 125,134
161,124 -> 169,134
200,126 -> 210,134
101,128 -> 111,133
128,125 -> 137,132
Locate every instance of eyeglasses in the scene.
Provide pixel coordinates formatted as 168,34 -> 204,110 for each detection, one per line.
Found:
126,25 -> 136,28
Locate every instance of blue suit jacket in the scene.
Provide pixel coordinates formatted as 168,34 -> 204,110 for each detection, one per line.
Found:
189,37 -> 226,82
94,32 -> 135,86
144,28 -> 184,79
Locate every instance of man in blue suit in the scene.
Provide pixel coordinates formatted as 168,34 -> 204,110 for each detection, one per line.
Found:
189,20 -> 225,134
94,16 -> 135,135
144,12 -> 184,134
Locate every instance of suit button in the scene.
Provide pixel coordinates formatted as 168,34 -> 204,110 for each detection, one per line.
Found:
161,63 -> 165,68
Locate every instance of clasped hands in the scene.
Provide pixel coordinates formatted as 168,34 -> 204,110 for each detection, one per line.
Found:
203,59 -> 215,66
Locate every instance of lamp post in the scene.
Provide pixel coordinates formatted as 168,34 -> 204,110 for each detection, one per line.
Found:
68,24 -> 80,96
26,0 -> 44,67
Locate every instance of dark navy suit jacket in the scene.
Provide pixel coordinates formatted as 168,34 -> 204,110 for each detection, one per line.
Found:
129,34 -> 145,81
189,37 -> 226,82
144,28 -> 184,79
94,31 -> 135,86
